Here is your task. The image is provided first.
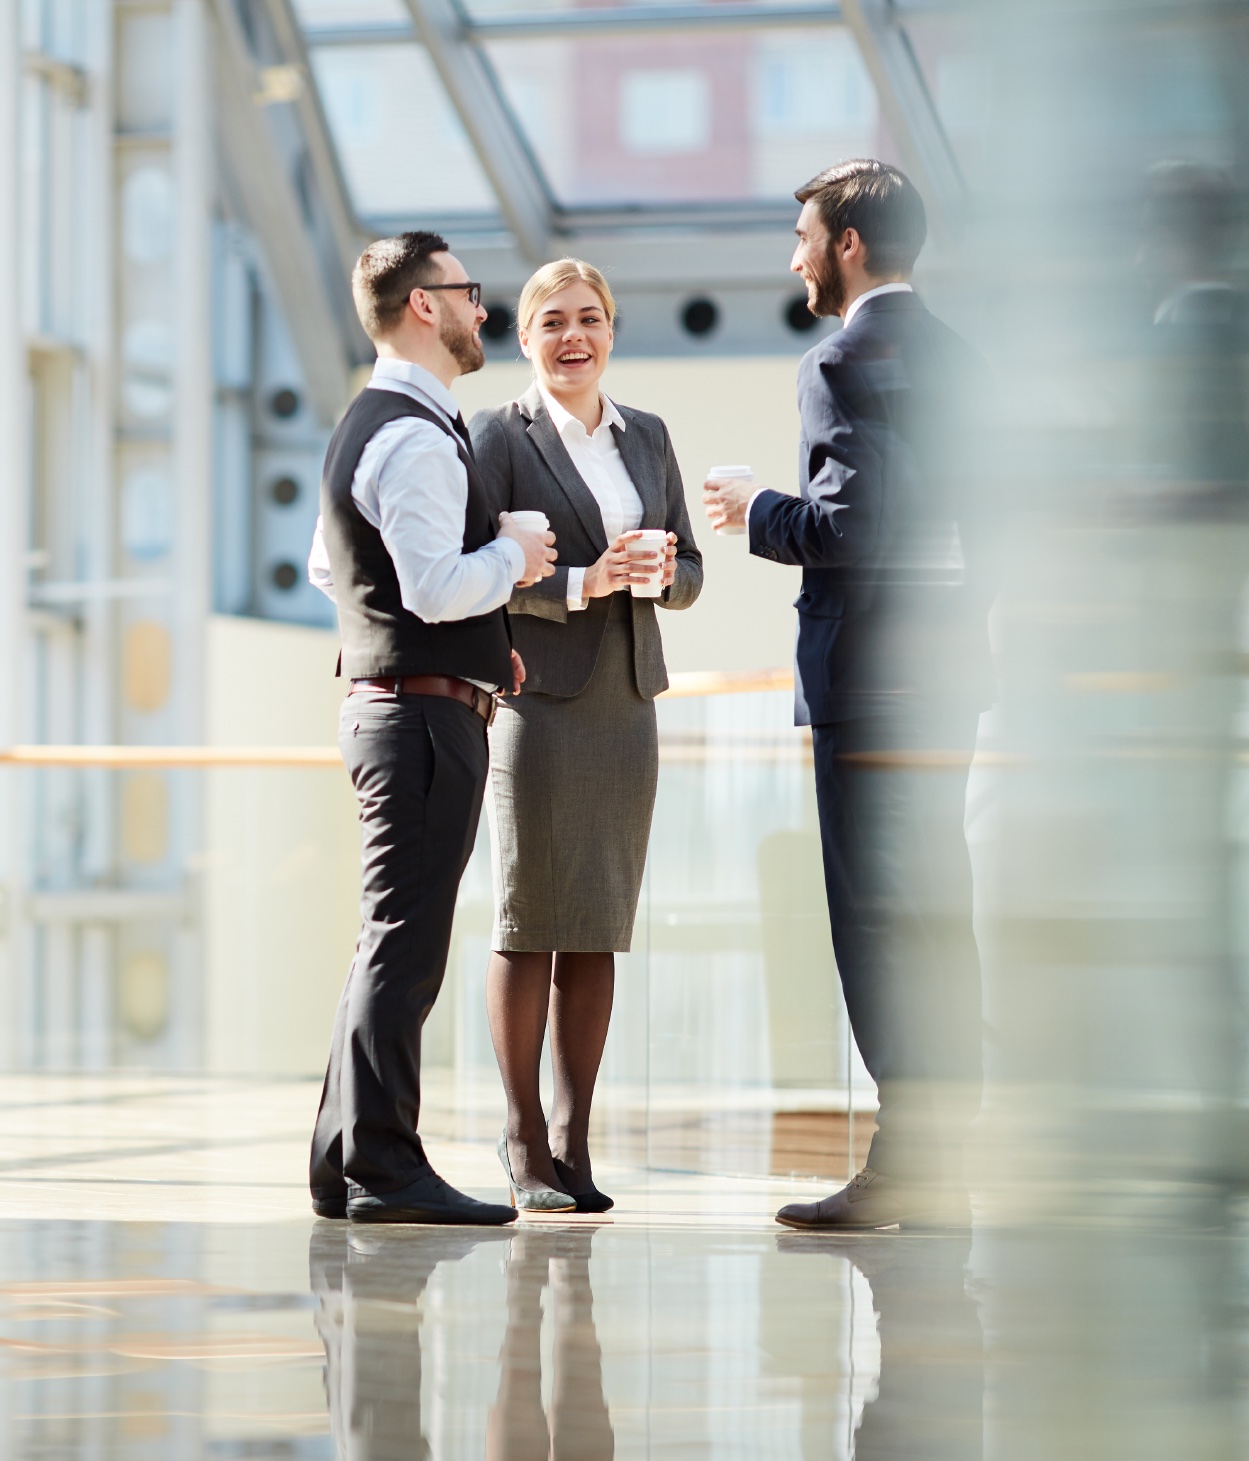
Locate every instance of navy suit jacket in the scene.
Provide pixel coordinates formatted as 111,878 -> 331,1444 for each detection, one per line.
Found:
750,291 -> 998,726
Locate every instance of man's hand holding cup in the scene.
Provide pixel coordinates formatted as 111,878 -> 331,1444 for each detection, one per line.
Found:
499,510 -> 557,587
702,465 -> 755,536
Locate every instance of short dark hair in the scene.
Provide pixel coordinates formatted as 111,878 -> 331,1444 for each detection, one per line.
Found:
351,230 -> 449,340
795,160 -> 927,277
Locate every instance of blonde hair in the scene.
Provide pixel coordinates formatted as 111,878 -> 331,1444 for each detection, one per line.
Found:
516,257 -> 616,334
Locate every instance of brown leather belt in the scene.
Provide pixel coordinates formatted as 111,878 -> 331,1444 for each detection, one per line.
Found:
349,674 -> 497,725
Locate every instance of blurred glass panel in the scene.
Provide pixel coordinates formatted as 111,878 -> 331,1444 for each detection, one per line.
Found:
899,12 -> 993,186
1,679 -> 876,1181
292,0 -> 409,26
463,0 -> 815,14
431,687 -> 876,1179
486,27 -> 891,205
905,10 -> 1242,195
309,42 -> 498,216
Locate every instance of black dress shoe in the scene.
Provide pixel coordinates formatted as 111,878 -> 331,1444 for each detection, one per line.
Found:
347,1166 -> 517,1226
776,1168 -> 908,1231
551,1157 -> 614,1214
776,1169 -> 971,1232
311,1194 -> 348,1220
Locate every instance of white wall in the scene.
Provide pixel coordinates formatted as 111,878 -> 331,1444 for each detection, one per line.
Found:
453,356 -> 804,675
202,356 -> 812,1074
202,615 -> 358,1073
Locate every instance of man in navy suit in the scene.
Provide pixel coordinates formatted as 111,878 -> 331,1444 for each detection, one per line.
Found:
706,160 -> 997,1230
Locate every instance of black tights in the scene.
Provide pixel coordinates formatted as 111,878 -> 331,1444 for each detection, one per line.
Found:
486,951 -> 614,1192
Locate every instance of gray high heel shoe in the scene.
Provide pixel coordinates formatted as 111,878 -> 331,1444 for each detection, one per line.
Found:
497,1134 -> 576,1213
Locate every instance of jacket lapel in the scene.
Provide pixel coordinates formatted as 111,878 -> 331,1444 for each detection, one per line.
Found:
611,407 -> 665,529
520,383 -> 610,553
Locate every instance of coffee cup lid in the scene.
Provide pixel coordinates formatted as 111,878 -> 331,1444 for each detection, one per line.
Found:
708,464 -> 753,479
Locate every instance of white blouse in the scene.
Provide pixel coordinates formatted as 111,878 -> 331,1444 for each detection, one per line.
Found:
538,387 -> 644,610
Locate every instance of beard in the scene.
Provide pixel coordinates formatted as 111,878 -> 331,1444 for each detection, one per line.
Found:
808,246 -> 848,319
439,311 -> 484,374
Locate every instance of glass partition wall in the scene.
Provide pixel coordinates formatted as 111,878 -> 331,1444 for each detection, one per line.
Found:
0,677 -> 880,1189
422,683 -> 878,1185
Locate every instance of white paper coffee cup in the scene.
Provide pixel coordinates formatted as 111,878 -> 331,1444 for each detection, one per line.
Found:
626,529 -> 668,597
507,510 -> 549,534
706,465 -> 754,536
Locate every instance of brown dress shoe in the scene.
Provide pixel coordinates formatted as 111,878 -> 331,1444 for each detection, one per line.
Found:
775,1168 -> 908,1231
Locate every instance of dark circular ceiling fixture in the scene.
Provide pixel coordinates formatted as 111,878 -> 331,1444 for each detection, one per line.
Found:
270,475 -> 299,506
270,387 -> 300,419
271,561 -> 299,591
785,294 -> 820,333
680,297 -> 719,337
482,304 -> 512,342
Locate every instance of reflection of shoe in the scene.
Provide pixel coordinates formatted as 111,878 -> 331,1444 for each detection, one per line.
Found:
308,1219 -> 351,1290
776,1169 -> 908,1231
312,1194 -> 347,1220
498,1134 -> 577,1213
551,1157 -> 614,1214
775,1230 -> 905,1278
347,1225 -> 512,1263
348,1166 -> 517,1226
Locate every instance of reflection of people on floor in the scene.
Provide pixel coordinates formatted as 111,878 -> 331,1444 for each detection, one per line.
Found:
775,1232 -> 983,1459
1134,162 -> 1249,1160
309,1222 -> 509,1460
486,1227 -> 615,1461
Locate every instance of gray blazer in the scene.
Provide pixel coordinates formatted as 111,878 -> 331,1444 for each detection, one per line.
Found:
470,382 -> 703,699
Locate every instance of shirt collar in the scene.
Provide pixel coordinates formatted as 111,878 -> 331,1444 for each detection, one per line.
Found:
370,356 -> 461,423
843,282 -> 914,329
538,385 -> 625,438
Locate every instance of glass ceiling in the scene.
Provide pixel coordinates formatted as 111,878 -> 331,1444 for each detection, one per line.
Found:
292,0 -> 970,225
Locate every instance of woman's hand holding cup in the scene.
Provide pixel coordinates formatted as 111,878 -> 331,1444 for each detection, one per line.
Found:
584,531 -> 661,598
584,533 -> 647,598
661,531 -> 678,587
499,510 -> 557,587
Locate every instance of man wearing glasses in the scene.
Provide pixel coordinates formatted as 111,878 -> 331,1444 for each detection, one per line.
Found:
308,233 -> 556,1225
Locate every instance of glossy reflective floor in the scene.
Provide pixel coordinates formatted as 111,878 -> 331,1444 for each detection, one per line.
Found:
0,1076 -> 1245,1458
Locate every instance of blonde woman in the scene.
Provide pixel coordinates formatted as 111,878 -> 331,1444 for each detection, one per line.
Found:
470,259 -> 702,1212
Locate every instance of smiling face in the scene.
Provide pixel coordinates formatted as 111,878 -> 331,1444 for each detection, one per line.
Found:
428,252 -> 487,374
791,199 -> 846,319
518,281 -> 613,395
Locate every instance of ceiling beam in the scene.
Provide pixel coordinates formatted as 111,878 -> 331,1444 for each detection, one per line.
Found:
306,4 -> 842,44
257,0 -> 370,283
839,0 -> 964,241
399,0 -> 552,264
365,198 -> 800,240
209,0 -> 353,423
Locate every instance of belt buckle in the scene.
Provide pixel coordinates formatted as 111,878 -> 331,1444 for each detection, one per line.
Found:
471,686 -> 497,727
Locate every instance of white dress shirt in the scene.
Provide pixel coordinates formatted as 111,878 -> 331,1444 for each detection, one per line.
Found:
537,387 -> 644,610
745,283 -> 915,532
841,280 -> 913,329
308,358 -> 525,627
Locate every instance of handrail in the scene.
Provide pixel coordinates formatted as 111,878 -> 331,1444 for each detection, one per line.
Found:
0,669 -> 799,767
662,667 -> 793,698
0,746 -> 343,768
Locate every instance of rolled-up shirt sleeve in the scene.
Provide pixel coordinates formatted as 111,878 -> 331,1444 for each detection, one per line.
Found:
373,420 -> 526,623
308,516 -> 336,600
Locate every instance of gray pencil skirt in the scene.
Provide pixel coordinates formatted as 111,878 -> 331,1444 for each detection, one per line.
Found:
486,596 -> 659,953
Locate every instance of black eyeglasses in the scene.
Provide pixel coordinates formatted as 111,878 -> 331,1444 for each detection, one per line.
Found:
418,282 -> 482,307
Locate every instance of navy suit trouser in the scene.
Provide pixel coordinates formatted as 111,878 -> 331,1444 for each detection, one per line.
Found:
811,707 -> 984,1181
